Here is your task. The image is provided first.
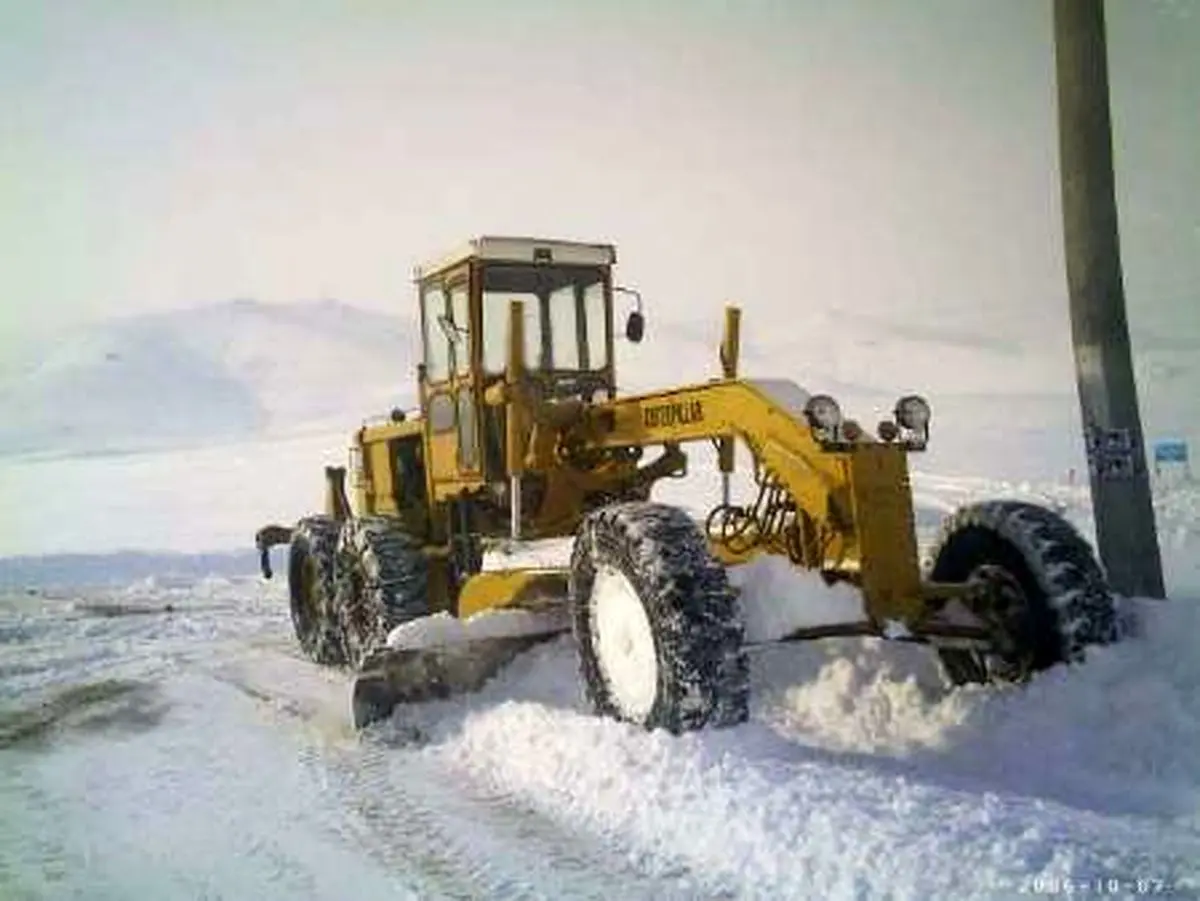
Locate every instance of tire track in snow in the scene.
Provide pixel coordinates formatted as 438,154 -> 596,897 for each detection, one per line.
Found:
206,647 -> 709,900
311,737 -> 707,900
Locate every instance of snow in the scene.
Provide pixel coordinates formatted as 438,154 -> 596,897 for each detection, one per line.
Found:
881,619 -> 913,639
481,537 -> 573,571
746,378 -> 813,418
398,546 -> 1200,897
385,608 -> 569,651
0,299 -> 420,459
730,554 -> 867,642
0,430 -> 345,557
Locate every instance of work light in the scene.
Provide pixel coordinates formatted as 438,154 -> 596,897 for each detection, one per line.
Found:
894,395 -> 931,432
804,394 -> 843,432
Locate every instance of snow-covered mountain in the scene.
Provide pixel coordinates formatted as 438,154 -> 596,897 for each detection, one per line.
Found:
0,299 -> 422,459
3,293 -> 1193,469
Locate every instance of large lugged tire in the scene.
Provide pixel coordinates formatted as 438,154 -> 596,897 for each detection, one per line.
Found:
287,515 -> 347,665
335,516 -> 430,668
927,500 -> 1119,685
569,502 -> 749,733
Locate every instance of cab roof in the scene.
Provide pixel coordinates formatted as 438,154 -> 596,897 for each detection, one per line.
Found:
413,236 -> 617,281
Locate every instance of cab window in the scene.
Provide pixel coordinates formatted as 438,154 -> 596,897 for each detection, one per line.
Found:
482,291 -> 541,373
422,286 -> 450,383
548,284 -> 579,370
582,281 -> 607,369
449,284 -> 470,376
481,265 -> 606,375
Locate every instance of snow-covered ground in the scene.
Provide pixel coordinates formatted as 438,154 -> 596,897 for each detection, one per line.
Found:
2,478 -> 1198,899
2,298 -> 1198,899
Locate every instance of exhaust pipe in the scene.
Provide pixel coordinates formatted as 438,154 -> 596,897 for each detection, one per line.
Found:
324,466 -> 351,521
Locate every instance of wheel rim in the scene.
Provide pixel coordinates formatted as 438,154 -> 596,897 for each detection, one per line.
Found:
945,564 -> 1034,683
590,565 -> 659,721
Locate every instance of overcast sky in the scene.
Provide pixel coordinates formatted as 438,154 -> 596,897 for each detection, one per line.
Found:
2,0 -> 1196,345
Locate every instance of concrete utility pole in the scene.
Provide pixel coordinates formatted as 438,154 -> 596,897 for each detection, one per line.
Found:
1053,0 -> 1166,598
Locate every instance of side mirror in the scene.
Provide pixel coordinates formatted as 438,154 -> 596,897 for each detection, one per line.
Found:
625,311 -> 645,343
614,285 -> 646,344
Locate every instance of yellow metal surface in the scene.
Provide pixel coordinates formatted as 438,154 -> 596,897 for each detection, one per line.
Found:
720,305 -> 741,380
844,444 -> 923,622
364,439 -> 398,515
427,430 -> 460,485
456,569 -> 570,617
353,418 -> 425,517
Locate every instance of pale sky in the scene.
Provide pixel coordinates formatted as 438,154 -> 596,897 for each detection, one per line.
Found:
2,0 -> 1197,345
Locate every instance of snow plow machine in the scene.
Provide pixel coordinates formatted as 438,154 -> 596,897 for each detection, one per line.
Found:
255,236 -> 1120,732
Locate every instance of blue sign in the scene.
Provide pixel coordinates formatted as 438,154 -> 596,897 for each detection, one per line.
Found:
1153,439 -> 1189,464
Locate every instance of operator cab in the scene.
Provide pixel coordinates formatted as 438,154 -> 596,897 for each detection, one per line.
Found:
414,236 -> 622,488
416,236 -> 619,401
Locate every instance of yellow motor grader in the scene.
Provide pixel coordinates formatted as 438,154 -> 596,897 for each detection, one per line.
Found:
256,236 -> 1119,731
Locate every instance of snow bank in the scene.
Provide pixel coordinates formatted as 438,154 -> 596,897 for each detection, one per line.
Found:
383,530 -> 1200,898
749,598 -> 1200,810
422,634 -> 1200,898
729,555 -> 865,641
386,609 -> 570,651
481,538 -> 573,571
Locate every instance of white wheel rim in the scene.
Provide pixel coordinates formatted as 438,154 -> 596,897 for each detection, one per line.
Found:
590,565 -> 659,721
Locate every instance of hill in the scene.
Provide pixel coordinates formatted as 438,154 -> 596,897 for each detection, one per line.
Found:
0,299 -> 421,458
0,293 -> 1192,483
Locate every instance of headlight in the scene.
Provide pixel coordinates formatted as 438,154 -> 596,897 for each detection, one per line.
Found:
804,394 -> 843,431
894,395 -> 931,431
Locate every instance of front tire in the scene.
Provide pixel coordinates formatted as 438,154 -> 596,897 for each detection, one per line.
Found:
569,502 -> 749,733
927,500 -> 1119,685
335,516 -> 430,668
287,515 -> 347,665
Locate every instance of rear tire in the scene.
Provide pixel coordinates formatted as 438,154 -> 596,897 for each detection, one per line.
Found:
287,516 -> 347,666
335,516 -> 430,668
569,502 -> 749,733
927,500 -> 1119,685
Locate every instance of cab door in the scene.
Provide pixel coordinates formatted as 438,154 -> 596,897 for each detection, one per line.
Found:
419,268 -> 480,490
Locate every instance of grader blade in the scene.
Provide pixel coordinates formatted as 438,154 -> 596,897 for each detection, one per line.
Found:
349,610 -> 571,730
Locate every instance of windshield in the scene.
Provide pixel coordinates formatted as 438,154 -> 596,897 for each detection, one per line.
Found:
481,265 -> 608,374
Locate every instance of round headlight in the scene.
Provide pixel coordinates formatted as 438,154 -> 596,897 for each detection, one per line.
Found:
804,394 -> 843,431
895,395 -> 931,431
